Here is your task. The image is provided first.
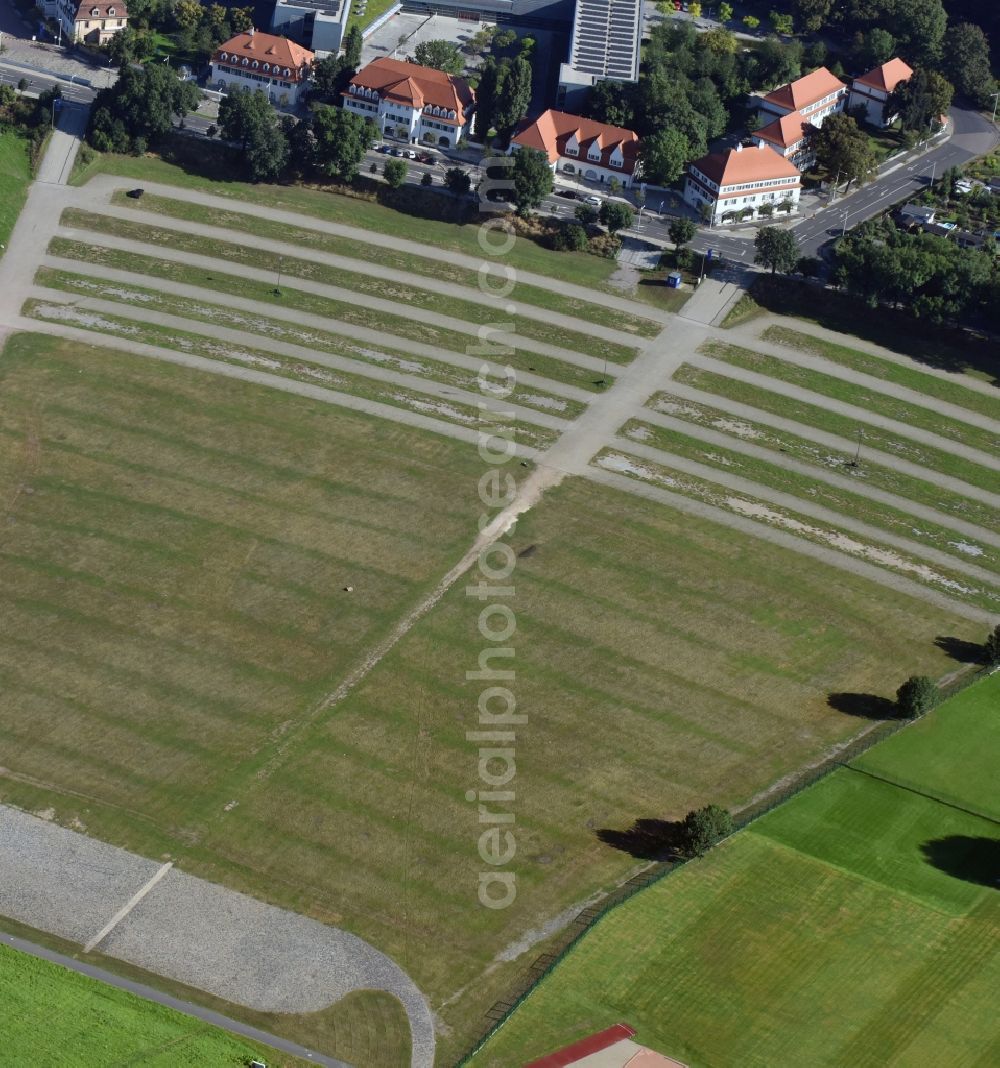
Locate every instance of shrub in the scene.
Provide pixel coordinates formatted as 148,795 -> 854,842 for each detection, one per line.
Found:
682,804 -> 734,856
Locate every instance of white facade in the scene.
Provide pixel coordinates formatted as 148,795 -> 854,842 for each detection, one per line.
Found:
848,84 -> 894,127
550,134 -> 634,188
210,58 -> 308,106
54,0 -> 127,43
684,151 -> 801,225
344,88 -> 469,148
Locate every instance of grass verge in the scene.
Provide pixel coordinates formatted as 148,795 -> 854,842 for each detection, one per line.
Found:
665,370 -> 1000,533
759,324 -> 1000,421
0,129 -> 32,251
107,191 -> 663,338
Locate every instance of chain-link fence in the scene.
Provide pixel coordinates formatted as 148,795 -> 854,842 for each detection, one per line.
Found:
456,662 -> 995,1065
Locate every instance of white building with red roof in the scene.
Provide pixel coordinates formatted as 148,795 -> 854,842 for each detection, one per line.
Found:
848,58 -> 913,127
757,66 -> 848,128
210,29 -> 315,107
754,110 -> 813,167
53,0 -> 127,44
343,57 -> 474,149
509,109 -> 641,188
684,142 -> 802,225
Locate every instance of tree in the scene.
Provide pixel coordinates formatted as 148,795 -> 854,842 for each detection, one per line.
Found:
754,226 -> 798,273
383,158 -> 408,187
889,67 -> 953,134
342,24 -> 363,70
88,62 -> 201,153
699,28 -> 738,54
682,804 -> 734,856
769,9 -> 793,34
688,1 -> 701,15
551,222 -> 588,251
217,87 -> 289,181
420,171 -> 433,186
599,200 -> 634,234
855,27 -> 895,69
464,25 -> 496,57
795,255 -> 822,277
742,14 -> 760,30
492,55 -> 532,142
511,146 -> 552,214
791,0 -> 831,33
575,203 -> 598,226
473,58 -> 503,139
890,0 -> 947,66
444,166 -> 471,195
718,1 -> 733,20
413,39 -> 464,75
808,113 -> 878,190
985,624 -> 1000,667
942,23 -> 996,108
668,216 -> 696,251
312,105 -> 374,180
244,118 -> 288,182
584,79 -> 636,128
896,675 -> 939,718
173,0 -> 201,32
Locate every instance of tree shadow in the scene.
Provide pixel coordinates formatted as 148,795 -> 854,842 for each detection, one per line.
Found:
934,635 -> 985,664
921,836 -> 1000,889
827,692 -> 897,719
596,817 -> 687,861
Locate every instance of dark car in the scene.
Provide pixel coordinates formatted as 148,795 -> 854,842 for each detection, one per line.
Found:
126,188 -> 145,199
418,153 -> 435,164
555,189 -> 580,200
376,144 -> 392,153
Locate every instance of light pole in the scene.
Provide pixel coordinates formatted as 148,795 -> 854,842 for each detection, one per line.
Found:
991,91 -> 1000,125
928,160 -> 937,188
851,426 -> 864,467
842,207 -> 849,236
274,255 -> 283,296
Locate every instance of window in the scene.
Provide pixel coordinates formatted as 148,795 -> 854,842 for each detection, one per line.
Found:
108,6 -> 114,13
610,157 -> 621,167
220,52 -> 228,61
90,6 -> 98,14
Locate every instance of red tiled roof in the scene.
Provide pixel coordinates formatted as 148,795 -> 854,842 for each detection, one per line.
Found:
690,143 -> 801,192
212,30 -> 314,82
511,109 -> 640,175
854,57 -> 913,93
526,1024 -> 637,1068
74,0 -> 127,18
344,57 -> 474,126
755,109 -> 810,150
762,66 -> 847,112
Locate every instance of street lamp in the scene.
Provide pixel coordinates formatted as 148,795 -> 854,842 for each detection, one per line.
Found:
851,426 -> 864,467
841,207 -> 849,236
991,91 -> 1000,125
274,255 -> 283,296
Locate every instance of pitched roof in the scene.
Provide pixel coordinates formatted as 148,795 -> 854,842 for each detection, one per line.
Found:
854,57 -> 913,93
74,0 -> 127,18
690,143 -> 801,190
511,109 -> 640,175
212,30 -> 314,80
755,109 -> 810,150
762,66 -> 847,112
344,57 -> 474,124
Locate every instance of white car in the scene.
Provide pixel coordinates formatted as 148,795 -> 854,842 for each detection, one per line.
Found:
405,150 -> 417,159
585,195 -> 602,206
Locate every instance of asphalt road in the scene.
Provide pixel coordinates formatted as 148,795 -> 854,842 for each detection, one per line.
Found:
2,931 -> 349,1067
0,60 -> 96,105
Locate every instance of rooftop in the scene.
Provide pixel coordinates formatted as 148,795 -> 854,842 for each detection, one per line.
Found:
512,108 -> 640,173
344,57 -> 474,123
690,143 -> 801,190
74,0 -> 127,18
565,0 -> 642,83
755,110 -> 810,150
854,57 -> 913,93
762,66 -> 847,112
212,29 -> 314,77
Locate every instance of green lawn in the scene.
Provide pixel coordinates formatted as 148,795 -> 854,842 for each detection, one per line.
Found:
653,378 -> 1000,535
620,418 -> 1000,580
69,149 -> 627,291
1,943 -> 288,1066
700,340 -> 1000,483
0,129 -> 32,251
0,331 -> 987,1063
107,191 -> 661,338
59,210 -> 643,363
759,325 -> 1000,419
471,674 -> 1000,1067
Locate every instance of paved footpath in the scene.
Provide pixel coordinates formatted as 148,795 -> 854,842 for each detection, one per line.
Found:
0,805 -> 435,1067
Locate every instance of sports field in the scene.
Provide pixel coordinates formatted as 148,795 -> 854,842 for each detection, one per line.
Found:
470,673 -> 1000,1067
2,943 -> 287,1066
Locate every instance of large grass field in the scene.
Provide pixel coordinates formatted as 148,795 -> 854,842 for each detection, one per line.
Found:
0,129 -> 32,251
2,943 -> 290,1066
470,674 -> 1000,1067
0,331 -> 982,1065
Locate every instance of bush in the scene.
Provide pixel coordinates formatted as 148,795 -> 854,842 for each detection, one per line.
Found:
984,624 -> 1000,667
549,222 -> 588,251
896,675 -> 939,719
676,247 -> 694,270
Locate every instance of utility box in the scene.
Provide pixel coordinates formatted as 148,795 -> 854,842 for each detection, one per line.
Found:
666,271 -> 683,288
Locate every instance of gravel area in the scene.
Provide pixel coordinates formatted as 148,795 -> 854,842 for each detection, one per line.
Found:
0,806 -> 160,945
0,806 -> 435,1067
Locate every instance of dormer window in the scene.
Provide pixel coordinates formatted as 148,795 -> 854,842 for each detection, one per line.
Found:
263,62 -> 270,71
252,60 -> 259,68
242,57 -> 248,66
349,84 -> 356,93
283,67 -> 290,76
90,6 -> 98,15
108,6 -> 115,13
220,51 -> 227,60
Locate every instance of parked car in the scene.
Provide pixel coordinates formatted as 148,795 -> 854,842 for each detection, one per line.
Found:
585,194 -> 602,206
391,147 -> 403,156
555,189 -> 580,200
405,149 -> 417,159
126,188 -> 145,199
418,152 -> 435,164
377,144 -> 392,153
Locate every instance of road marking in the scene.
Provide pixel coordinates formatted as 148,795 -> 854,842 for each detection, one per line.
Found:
83,862 -> 172,953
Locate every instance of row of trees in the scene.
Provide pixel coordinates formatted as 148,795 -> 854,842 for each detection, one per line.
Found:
105,1 -> 253,66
